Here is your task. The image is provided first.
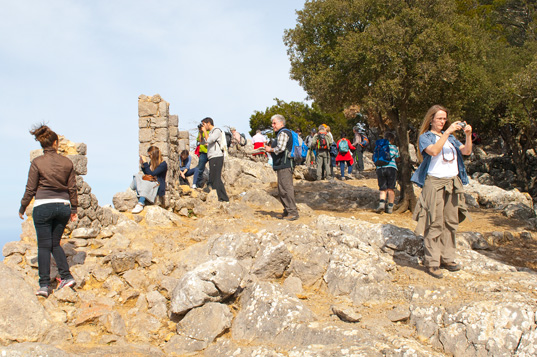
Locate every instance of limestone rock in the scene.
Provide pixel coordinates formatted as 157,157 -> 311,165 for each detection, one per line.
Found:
71,227 -> 100,239
112,190 -> 138,212
144,206 -> 181,227
165,302 -> 233,354
252,239 -> 292,279
0,342 -> 70,356
231,281 -> 316,343
170,257 -> 246,315
0,264 -> 53,344
331,305 -> 362,322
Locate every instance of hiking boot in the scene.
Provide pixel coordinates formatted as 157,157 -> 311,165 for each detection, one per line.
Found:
36,286 -> 52,298
340,176 -> 346,181
385,205 -> 393,214
191,184 -> 197,189
283,215 -> 299,221
132,203 -> 144,214
426,267 -> 444,279
57,278 -> 76,290
280,211 -> 289,219
203,186 -> 211,193
441,262 -> 462,272
376,201 -> 385,213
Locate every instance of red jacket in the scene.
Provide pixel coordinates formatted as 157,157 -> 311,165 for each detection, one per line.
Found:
336,138 -> 355,163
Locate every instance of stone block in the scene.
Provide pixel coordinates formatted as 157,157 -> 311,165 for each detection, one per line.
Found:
151,94 -> 162,103
67,155 -> 88,176
139,116 -> 150,128
169,114 -> 178,127
139,128 -> 152,143
138,101 -> 158,117
156,143 -> 169,156
154,128 -> 169,142
158,101 -> 169,117
178,131 -> 190,139
178,140 -> 189,152
151,116 -> 168,128
169,127 -> 178,142
76,143 -> 87,155
139,143 -> 150,157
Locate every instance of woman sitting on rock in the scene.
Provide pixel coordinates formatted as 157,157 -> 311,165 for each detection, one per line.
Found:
411,105 -> 472,279
19,124 -> 78,297
130,145 -> 167,213
179,149 -> 199,188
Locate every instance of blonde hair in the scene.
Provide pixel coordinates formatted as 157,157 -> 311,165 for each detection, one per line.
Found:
416,105 -> 450,162
147,146 -> 163,171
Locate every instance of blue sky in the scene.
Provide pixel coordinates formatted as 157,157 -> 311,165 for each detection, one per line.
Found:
0,0 -> 308,254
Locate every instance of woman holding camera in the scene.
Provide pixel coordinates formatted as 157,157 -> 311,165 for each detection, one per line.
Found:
19,124 -> 77,297
411,105 -> 472,279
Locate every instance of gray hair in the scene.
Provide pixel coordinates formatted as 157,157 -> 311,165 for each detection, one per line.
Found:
271,114 -> 286,126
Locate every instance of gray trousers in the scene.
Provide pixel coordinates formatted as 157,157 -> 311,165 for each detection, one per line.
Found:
316,151 -> 330,180
277,167 -> 298,216
423,185 -> 459,267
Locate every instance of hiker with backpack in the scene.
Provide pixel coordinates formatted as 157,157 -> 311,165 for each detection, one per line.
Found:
352,126 -> 369,173
264,114 -> 299,221
336,131 -> 356,181
201,117 -> 229,202
310,125 -> 333,180
374,132 -> 400,214
411,105 -> 472,279
304,128 -> 317,167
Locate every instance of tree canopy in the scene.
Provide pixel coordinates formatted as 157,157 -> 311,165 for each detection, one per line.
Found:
282,0 -> 537,207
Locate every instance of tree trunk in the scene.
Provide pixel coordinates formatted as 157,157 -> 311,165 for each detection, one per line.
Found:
388,108 -> 417,213
500,125 -> 529,191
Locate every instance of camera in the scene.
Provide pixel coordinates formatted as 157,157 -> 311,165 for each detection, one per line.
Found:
198,123 -> 203,130
459,121 -> 467,128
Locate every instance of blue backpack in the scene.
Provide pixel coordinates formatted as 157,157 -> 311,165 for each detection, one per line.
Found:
338,140 -> 349,153
283,129 -> 306,165
373,139 -> 392,167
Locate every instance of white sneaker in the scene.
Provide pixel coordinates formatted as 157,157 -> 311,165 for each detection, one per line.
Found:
192,184 -> 197,189
132,203 -> 144,214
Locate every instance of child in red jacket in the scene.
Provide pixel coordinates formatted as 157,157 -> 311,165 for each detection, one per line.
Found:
336,132 -> 356,180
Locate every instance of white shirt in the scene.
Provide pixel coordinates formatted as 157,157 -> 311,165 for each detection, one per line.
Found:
252,133 -> 266,144
427,136 -> 459,178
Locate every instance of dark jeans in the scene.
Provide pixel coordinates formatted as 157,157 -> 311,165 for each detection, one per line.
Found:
33,202 -> 73,287
209,156 -> 229,202
196,153 -> 208,186
180,167 -> 199,186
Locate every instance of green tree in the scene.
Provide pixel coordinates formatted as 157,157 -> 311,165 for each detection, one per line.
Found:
284,0 -> 495,211
248,98 -> 349,138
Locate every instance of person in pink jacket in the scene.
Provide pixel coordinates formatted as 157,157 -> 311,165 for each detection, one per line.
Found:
335,132 -> 355,180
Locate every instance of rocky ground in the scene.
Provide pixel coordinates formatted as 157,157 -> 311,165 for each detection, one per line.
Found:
1,153 -> 537,356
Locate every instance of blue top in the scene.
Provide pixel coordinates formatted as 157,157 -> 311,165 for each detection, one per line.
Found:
411,131 -> 469,188
376,144 -> 399,170
180,156 -> 191,171
142,161 -> 168,196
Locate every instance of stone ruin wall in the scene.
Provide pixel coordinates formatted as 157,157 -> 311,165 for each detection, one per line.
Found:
24,138 -> 119,247
137,94 -> 190,201
21,94 -> 189,245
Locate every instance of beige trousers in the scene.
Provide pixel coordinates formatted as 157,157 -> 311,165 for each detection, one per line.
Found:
423,185 -> 459,267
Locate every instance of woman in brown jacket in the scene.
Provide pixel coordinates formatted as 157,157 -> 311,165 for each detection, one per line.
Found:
19,124 -> 78,297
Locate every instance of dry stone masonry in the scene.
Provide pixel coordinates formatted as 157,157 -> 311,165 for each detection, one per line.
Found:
138,94 -> 190,202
